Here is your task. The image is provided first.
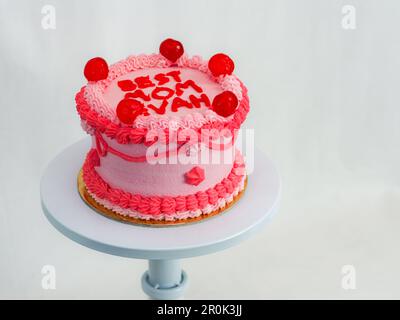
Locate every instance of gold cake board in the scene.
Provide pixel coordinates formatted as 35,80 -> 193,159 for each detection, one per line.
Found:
77,169 -> 247,227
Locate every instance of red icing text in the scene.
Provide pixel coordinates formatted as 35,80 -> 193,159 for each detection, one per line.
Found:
116,70 -> 210,115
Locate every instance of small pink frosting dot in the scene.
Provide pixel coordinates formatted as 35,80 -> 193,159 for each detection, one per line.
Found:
184,166 -> 205,186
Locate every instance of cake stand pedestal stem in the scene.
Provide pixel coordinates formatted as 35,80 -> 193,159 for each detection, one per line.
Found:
141,259 -> 188,299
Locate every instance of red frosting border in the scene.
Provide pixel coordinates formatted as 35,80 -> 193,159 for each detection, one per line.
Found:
82,149 -> 246,216
75,82 -> 249,145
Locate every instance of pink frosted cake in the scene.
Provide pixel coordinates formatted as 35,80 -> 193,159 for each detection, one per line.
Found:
75,39 -> 249,225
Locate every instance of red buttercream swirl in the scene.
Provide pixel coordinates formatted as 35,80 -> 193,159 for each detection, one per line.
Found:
129,194 -> 142,211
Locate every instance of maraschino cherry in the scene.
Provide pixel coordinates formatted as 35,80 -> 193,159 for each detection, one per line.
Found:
208,53 -> 235,77
84,57 -> 109,81
212,91 -> 238,117
116,99 -> 145,124
159,38 -> 184,62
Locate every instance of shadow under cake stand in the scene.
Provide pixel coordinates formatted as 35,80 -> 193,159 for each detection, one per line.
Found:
40,138 -> 281,299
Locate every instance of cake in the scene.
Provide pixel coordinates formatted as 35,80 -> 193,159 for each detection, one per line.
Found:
75,39 -> 250,225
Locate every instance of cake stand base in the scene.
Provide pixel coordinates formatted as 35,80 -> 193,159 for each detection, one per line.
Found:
141,259 -> 188,300
40,138 -> 281,299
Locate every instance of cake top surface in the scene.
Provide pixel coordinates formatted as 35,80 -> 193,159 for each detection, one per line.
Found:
77,39 -> 249,140
101,66 -> 229,130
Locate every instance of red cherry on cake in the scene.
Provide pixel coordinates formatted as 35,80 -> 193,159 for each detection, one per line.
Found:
208,53 -> 235,77
84,57 -> 109,82
212,91 -> 238,117
159,38 -> 184,62
116,99 -> 145,125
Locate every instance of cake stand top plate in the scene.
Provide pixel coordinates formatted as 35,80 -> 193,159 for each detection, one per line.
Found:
40,138 -> 281,259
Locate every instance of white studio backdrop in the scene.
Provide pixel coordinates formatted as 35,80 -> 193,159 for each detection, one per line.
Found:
1,0 -> 400,299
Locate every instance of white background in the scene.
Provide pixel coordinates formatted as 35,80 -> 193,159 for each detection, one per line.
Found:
1,0 -> 400,299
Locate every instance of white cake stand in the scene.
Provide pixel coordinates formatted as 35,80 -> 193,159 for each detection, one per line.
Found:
40,138 -> 281,299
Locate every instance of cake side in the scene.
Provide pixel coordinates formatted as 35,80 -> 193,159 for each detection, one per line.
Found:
90,135 -> 236,197
81,148 -> 246,221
